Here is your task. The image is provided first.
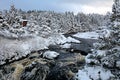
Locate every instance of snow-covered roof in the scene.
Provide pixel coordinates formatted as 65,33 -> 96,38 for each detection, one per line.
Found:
20,19 -> 28,22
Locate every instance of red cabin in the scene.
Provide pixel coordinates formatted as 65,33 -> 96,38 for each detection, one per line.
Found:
20,19 -> 28,27
22,20 -> 27,27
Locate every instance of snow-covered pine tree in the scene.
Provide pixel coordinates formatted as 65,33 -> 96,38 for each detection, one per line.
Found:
8,5 -> 17,25
86,0 -> 120,72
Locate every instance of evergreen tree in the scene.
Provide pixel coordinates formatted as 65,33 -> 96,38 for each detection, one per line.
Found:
86,1 -> 120,78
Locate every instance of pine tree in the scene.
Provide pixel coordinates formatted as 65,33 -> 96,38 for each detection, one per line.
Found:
8,5 -> 17,25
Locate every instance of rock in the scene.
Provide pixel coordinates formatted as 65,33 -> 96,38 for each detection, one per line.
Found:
12,64 -> 24,80
0,65 -> 15,80
55,52 -> 85,73
28,52 -> 41,59
20,62 -> 49,80
48,45 -> 61,52
45,65 -> 75,80
43,51 -> 59,59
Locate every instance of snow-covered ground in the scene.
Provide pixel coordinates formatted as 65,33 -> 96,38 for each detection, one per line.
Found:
75,66 -> 114,80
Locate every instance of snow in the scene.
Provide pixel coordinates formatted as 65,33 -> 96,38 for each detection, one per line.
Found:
75,66 -> 114,80
85,50 -> 106,64
96,29 -> 112,38
102,29 -> 111,38
0,36 -> 48,65
43,51 -> 59,59
73,29 -> 112,39
73,31 -> 100,39
96,50 -> 106,57
0,33 -> 80,65
60,43 -> 71,48
67,37 -> 80,43
85,54 -> 99,64
48,34 -> 80,45
48,34 -> 67,45
116,61 -> 120,68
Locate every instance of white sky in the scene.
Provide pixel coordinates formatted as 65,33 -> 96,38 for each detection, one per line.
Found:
0,0 -> 113,15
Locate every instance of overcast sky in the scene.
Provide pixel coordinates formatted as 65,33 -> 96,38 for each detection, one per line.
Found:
0,0 -> 113,15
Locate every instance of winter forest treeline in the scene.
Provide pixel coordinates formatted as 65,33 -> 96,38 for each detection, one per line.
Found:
0,5 -> 111,38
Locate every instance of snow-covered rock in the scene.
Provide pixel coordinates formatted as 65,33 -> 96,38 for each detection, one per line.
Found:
43,51 -> 59,59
